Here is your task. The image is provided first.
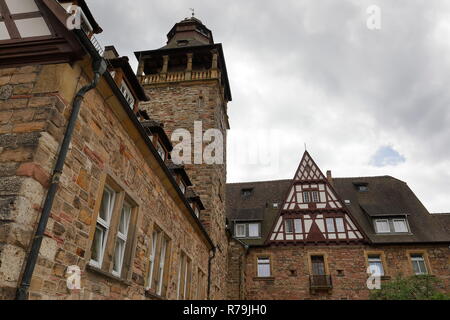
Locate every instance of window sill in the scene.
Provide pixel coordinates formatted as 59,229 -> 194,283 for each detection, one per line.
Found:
86,264 -> 132,286
145,290 -> 166,300
253,277 -> 275,281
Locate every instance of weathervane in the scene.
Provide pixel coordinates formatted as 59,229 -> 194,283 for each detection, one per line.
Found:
189,8 -> 195,17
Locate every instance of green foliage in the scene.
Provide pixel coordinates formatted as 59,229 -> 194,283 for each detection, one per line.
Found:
370,275 -> 450,300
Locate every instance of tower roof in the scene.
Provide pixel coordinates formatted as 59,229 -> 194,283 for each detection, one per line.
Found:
163,16 -> 214,49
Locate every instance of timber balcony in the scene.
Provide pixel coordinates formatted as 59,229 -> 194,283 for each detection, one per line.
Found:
309,275 -> 333,292
139,69 -> 220,85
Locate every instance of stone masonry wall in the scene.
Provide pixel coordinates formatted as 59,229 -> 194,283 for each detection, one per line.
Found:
226,238 -> 247,300
243,244 -> 449,300
0,62 -> 211,300
141,81 -> 229,299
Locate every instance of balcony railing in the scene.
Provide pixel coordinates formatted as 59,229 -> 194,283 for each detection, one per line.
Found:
309,275 -> 333,290
140,69 -> 219,85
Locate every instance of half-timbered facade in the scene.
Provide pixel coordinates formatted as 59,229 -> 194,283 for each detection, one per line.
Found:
226,151 -> 450,300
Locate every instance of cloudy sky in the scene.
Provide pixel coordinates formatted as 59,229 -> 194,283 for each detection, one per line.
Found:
88,0 -> 450,213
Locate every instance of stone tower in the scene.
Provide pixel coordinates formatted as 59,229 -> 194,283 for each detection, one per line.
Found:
135,17 -> 232,299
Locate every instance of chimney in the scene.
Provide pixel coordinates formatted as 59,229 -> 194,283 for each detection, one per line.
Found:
103,45 -> 119,60
326,170 -> 333,186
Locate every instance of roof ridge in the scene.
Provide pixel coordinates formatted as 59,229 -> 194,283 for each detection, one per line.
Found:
226,179 -> 292,185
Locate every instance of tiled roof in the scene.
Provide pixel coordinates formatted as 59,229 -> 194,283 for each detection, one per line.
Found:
226,177 -> 450,246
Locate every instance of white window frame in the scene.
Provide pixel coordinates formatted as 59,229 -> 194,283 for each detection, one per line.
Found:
326,218 -> 335,233
375,219 -> 390,233
393,219 -> 409,233
112,202 -> 132,277
285,219 -> 294,234
194,206 -> 200,218
235,223 -> 246,238
303,191 -> 311,203
411,255 -> 428,275
257,257 -> 271,278
248,223 -> 260,238
311,191 -> 320,203
156,141 -> 166,161
156,237 -> 167,296
179,180 -> 186,194
146,230 -> 158,290
335,217 -> 345,233
294,219 -> 303,233
368,255 -> 385,276
120,81 -> 135,109
90,186 -> 116,268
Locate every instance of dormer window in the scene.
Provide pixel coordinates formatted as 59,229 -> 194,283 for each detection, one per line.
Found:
194,206 -> 200,218
374,217 -> 409,234
354,182 -> 369,192
0,0 -> 52,41
120,81 -> 135,109
241,188 -> 253,197
234,222 -> 260,238
178,180 -> 186,194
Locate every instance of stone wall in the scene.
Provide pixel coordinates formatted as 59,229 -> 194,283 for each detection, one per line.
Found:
141,80 -> 229,299
226,238 -> 247,300
242,244 -> 449,300
0,61 -> 211,300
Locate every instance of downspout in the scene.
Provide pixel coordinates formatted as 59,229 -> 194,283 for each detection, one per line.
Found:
207,246 -> 217,300
15,58 -> 107,300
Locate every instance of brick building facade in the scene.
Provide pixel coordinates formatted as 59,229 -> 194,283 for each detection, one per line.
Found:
0,1 -> 448,301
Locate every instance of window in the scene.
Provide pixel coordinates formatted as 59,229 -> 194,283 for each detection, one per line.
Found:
393,219 -> 408,233
273,203 -> 279,208
91,186 -> 116,268
120,81 -> 135,108
411,254 -> 428,275
248,223 -> 260,238
177,251 -> 192,300
156,141 -> 166,161
326,218 -> 335,233
241,188 -> 253,197
303,192 -> 311,203
112,201 -> 132,277
312,191 -> 320,203
0,0 -> 52,41
257,257 -> 271,277
194,206 -> 200,218
358,185 -> 369,192
147,229 -> 170,296
375,219 -> 390,233
235,222 -> 260,238
235,223 -> 246,238
285,219 -> 294,234
368,255 -> 384,276
294,219 -> 302,233
335,218 -> 345,233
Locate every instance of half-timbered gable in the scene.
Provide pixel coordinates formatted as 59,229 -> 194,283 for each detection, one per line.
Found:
268,151 -> 365,244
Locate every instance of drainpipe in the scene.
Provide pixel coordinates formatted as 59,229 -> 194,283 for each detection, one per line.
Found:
15,58 -> 108,300
207,246 -> 217,300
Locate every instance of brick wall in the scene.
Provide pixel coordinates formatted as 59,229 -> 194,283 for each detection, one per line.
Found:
0,61 -> 211,300
141,80 -> 229,299
241,244 -> 449,300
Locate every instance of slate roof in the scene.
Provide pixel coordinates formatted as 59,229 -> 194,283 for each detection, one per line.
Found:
226,177 -> 450,246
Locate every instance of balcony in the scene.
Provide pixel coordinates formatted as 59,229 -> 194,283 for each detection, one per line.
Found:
309,275 -> 333,293
140,69 -> 219,85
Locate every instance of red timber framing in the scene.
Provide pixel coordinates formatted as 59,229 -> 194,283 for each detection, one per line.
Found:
266,151 -> 368,246
0,0 -> 85,67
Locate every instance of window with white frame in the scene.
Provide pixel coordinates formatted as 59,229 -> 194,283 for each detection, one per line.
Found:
393,219 -> 408,233
294,219 -> 302,233
411,254 -> 428,275
112,201 -> 132,277
178,180 -> 186,194
335,218 -> 345,233
177,251 -> 192,300
303,191 -> 311,203
146,228 -> 170,296
326,218 -> 335,233
248,223 -> 260,238
375,219 -> 390,233
257,257 -> 271,277
120,81 -> 135,109
285,219 -> 294,234
235,222 -> 260,238
312,191 -> 320,203
194,206 -> 200,218
368,254 -> 385,276
91,186 -> 116,268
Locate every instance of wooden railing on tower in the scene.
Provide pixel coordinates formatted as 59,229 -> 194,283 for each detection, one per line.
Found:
140,69 -> 219,85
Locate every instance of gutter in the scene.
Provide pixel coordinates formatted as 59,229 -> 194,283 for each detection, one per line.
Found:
207,246 -> 217,300
15,58 -> 108,300
73,31 -> 215,249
